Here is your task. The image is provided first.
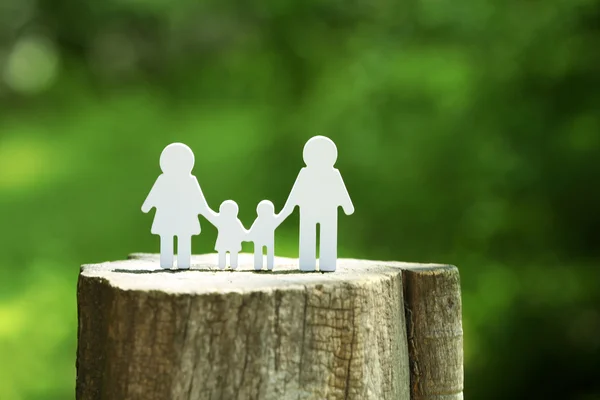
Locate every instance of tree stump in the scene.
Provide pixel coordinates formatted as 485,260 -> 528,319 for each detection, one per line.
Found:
77,254 -> 463,400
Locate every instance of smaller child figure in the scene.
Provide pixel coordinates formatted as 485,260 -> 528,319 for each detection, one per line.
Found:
248,200 -> 287,270
204,200 -> 248,270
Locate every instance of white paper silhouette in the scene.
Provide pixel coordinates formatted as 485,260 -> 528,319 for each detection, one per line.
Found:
140,137 -> 354,273
280,136 -> 354,272
204,200 -> 248,270
248,200 -> 286,270
141,143 -> 211,269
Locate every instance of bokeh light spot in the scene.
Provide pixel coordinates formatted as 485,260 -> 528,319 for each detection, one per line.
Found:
3,35 -> 60,94
0,136 -> 60,191
0,303 -> 25,337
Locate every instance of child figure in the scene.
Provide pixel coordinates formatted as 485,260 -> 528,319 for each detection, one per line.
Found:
248,200 -> 286,270
142,143 -> 211,269
204,200 -> 248,270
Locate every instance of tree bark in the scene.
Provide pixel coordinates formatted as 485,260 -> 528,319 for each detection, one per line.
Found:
76,254 -> 462,400
401,265 -> 464,400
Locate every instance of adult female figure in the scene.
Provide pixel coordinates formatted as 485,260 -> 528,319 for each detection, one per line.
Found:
142,143 -> 211,269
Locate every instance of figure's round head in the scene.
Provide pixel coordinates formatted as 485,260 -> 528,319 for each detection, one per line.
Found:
160,143 -> 195,174
219,200 -> 239,216
303,136 -> 338,168
257,200 -> 275,217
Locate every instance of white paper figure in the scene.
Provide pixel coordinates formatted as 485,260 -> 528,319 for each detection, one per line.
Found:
248,200 -> 286,270
280,136 -> 354,272
204,200 -> 248,270
141,143 -> 211,269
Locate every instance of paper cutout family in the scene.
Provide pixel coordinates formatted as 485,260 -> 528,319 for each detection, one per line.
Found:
142,136 -> 354,272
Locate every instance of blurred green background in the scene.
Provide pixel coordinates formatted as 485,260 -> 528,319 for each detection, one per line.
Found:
0,0 -> 599,398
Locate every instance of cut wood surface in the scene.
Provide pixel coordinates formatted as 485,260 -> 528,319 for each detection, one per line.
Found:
76,253 -> 463,400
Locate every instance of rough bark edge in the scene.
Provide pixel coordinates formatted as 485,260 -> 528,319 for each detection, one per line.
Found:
76,275 -> 114,400
76,258 -> 412,400
77,256 -> 462,400
400,265 -> 464,400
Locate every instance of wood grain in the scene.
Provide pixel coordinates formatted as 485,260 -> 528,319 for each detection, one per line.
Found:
76,254 -> 462,400
401,265 -> 463,400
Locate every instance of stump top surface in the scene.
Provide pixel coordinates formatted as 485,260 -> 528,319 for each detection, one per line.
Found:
80,253 -> 452,295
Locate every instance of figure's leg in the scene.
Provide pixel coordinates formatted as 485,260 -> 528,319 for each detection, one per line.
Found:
319,214 -> 338,272
230,252 -> 239,270
177,235 -> 192,269
267,242 -> 275,271
299,217 -> 317,272
218,251 -> 226,270
160,235 -> 174,269
254,244 -> 263,270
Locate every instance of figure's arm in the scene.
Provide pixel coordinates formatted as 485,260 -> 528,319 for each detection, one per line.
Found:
246,221 -> 256,242
273,212 -> 287,228
203,208 -> 219,226
192,177 -> 220,225
141,176 -> 162,213
335,170 -> 354,215
193,177 -> 211,216
240,220 -> 251,241
278,204 -> 295,222
279,169 -> 304,220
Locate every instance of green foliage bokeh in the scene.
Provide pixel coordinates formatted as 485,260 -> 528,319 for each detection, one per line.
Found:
0,0 -> 599,398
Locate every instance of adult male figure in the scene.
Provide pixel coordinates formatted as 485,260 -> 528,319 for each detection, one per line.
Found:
280,136 -> 354,272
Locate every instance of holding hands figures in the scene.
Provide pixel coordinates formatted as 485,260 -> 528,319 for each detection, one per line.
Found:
142,136 -> 353,272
